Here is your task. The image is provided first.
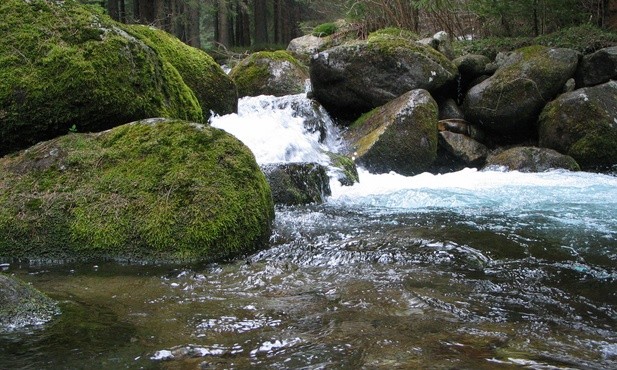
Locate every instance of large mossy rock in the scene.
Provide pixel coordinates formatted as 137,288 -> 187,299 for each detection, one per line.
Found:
343,89 -> 439,176
127,25 -> 237,117
1,273 -> 59,332
310,29 -> 457,118
230,51 -> 309,98
0,119 -> 274,263
462,46 -> 579,138
484,147 -> 580,172
538,81 -> 617,170
0,0 -> 204,156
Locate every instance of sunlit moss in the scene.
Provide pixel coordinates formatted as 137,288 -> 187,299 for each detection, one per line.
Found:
0,0 -> 202,155
0,120 -> 274,263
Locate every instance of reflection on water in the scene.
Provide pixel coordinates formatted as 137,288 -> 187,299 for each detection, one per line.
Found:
2,180 -> 616,369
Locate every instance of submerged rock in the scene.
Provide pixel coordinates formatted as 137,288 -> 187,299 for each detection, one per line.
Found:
463,46 -> 579,138
484,147 -> 580,172
230,51 -> 309,98
0,274 -> 59,332
0,0 -> 212,156
262,163 -> 331,205
0,119 -> 274,263
538,80 -> 617,170
344,89 -> 439,176
310,28 -> 457,118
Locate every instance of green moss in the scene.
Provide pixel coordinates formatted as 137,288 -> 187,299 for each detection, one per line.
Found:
0,0 -> 202,156
0,120 -> 274,263
127,25 -> 237,119
453,25 -> 617,59
368,28 -> 419,41
230,50 -> 308,97
312,23 -> 338,37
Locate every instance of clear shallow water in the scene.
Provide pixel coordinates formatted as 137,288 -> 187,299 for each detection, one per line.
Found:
1,94 -> 616,369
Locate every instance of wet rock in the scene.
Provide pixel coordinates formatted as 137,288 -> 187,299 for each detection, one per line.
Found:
343,89 -> 439,176
439,131 -> 488,167
463,46 -> 580,138
0,119 -> 274,263
538,80 -> 617,170
438,118 -> 485,142
0,273 -> 59,332
576,46 -> 617,87
484,147 -> 580,172
438,98 -> 465,120
327,152 -> 359,186
230,51 -> 309,98
310,28 -> 457,118
262,163 -> 331,205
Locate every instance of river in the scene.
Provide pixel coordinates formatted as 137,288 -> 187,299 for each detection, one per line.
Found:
1,94 -> 616,369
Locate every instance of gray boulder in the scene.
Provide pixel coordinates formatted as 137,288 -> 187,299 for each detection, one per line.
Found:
262,163 -> 331,205
463,46 -> 580,137
230,51 -> 309,98
439,131 -> 488,166
1,273 -> 59,332
454,54 -> 492,79
538,80 -> 617,170
484,147 -> 580,172
343,89 -> 439,176
438,98 -> 465,120
310,30 -> 457,118
287,34 -> 331,62
576,46 -> 617,87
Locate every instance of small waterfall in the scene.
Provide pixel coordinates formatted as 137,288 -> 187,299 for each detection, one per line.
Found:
210,93 -> 343,166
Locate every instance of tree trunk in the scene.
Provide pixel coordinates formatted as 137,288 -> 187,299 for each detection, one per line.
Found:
107,0 -> 119,20
218,0 -> 230,47
254,0 -> 269,45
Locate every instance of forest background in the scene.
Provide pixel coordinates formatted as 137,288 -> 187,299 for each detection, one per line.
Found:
83,1 -> 617,57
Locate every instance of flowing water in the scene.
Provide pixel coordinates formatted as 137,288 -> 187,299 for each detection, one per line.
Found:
1,94 -> 616,369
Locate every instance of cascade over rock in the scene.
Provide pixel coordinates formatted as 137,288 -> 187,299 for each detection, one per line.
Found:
230,51 -> 309,98
310,30 -> 457,118
484,147 -> 580,172
343,89 -> 439,176
538,80 -> 617,170
0,119 -> 274,263
0,0 -> 234,156
462,46 -> 579,138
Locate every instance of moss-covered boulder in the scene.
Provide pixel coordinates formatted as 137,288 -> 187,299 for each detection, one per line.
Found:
127,24 -> 237,117
310,29 -> 457,119
230,51 -> 309,98
1,273 -> 59,332
462,46 -> 579,139
538,81 -> 617,170
343,89 -> 439,176
0,0 -> 204,156
0,119 -> 274,263
484,147 -> 580,172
